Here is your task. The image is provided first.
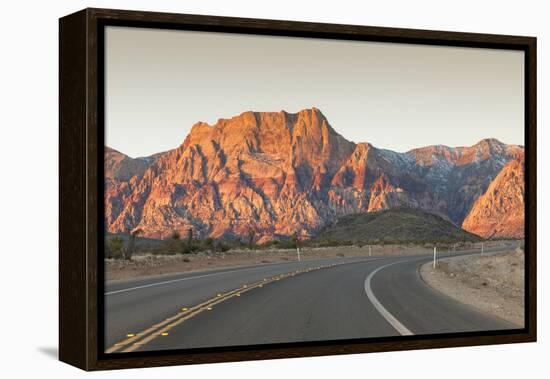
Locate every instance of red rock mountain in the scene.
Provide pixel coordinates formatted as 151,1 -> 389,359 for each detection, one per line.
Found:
462,154 -> 525,238
105,147 -> 152,181
105,108 -> 524,242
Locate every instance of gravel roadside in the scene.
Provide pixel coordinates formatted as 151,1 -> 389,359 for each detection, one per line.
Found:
420,248 -> 524,327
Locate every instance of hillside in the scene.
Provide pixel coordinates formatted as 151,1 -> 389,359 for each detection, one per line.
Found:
311,208 -> 482,245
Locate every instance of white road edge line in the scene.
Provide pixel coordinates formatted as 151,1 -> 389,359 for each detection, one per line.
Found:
105,261 -> 321,295
364,260 -> 414,336
106,271 -> 233,295
106,257 -> 378,296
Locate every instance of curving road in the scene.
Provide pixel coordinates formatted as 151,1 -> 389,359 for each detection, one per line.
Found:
104,248 -> 517,353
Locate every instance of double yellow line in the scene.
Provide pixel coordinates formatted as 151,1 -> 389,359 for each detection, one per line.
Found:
106,262 -> 342,353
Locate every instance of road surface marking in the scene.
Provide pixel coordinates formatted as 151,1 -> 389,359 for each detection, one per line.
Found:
105,260 -> 333,296
106,272 -> 241,295
362,250 -> 509,335
364,260 -> 414,336
106,261 -> 356,353
108,272 -> 296,353
120,276 -> 288,353
105,283 -> 251,353
108,252 -> 502,352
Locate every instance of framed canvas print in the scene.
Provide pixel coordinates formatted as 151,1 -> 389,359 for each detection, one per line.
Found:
59,8 -> 537,371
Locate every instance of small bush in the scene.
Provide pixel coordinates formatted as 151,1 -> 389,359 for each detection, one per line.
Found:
106,236 -> 124,259
180,242 -> 200,255
204,237 -> 214,249
218,242 -> 230,253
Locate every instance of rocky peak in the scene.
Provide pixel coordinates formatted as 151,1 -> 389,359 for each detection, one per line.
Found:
462,155 -> 525,238
104,146 -> 153,182
180,108 -> 355,183
104,108 -> 524,241
464,138 -> 506,162
407,145 -> 458,167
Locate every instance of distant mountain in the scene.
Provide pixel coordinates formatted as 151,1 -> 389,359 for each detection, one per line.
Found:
462,154 -> 525,239
309,208 -> 482,245
104,108 -> 524,242
406,138 -> 523,224
104,147 -> 153,181
104,147 -> 160,227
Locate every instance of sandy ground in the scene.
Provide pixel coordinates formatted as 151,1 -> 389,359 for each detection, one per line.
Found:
105,241 -> 514,282
420,248 -> 524,327
105,244 -> 435,281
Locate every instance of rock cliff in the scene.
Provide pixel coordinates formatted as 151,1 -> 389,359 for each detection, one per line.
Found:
104,108 -> 524,241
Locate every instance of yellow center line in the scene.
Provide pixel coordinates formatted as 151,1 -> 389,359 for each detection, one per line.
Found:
105,284 -> 249,353
120,277 -> 277,353
107,262 -> 348,353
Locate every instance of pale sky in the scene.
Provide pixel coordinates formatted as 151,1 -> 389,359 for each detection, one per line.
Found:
105,26 -> 524,158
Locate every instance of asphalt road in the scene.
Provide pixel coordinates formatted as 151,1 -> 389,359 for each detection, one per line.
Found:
104,247 -> 518,353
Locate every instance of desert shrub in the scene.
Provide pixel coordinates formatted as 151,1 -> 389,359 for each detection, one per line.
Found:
382,237 -> 397,245
204,237 -> 214,249
180,241 -> 201,255
259,240 -> 277,249
217,242 -> 230,253
271,239 -> 294,249
121,229 -> 143,260
247,229 -> 256,249
106,236 -> 124,259
318,239 -> 336,247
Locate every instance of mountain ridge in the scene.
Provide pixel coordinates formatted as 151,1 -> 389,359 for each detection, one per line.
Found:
105,107 -> 524,242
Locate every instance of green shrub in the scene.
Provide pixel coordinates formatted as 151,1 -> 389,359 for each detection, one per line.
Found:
106,236 -> 124,259
204,237 -> 214,249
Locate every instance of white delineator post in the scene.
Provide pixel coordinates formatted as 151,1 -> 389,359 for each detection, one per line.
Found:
297,246 -> 301,262
481,242 -> 484,255
369,245 -> 372,257
433,246 -> 437,269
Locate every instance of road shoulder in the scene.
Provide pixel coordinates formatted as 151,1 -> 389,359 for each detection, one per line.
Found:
419,249 -> 524,327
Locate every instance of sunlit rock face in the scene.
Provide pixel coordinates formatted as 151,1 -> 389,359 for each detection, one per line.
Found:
104,108 -> 524,242
462,153 -> 525,239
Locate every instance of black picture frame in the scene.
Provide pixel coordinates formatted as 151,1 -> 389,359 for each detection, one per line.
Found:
59,7 -> 537,371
